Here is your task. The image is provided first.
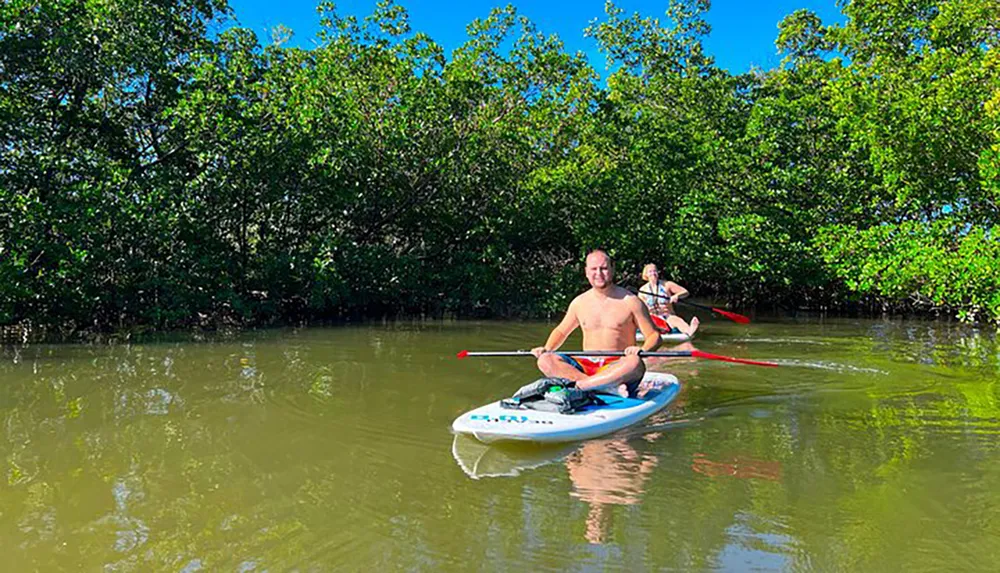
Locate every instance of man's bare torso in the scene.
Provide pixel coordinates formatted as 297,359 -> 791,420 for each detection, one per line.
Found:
573,286 -> 639,351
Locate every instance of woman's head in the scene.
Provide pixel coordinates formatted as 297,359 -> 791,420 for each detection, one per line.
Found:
641,263 -> 659,282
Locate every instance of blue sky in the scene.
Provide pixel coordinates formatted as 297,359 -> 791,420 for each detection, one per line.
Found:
225,0 -> 845,74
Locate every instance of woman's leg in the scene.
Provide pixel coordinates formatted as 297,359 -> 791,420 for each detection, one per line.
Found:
666,314 -> 700,336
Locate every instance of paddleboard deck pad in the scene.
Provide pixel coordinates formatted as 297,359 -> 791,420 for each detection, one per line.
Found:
452,372 -> 681,444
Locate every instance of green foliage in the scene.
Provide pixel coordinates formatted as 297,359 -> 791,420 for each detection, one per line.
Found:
812,0 -> 1000,318
0,0 -> 997,332
818,221 -> 1000,323
776,9 -> 832,66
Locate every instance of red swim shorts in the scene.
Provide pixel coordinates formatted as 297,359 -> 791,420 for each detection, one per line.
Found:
558,354 -> 621,376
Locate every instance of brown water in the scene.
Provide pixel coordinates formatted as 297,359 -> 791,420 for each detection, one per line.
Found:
2,318 -> 998,571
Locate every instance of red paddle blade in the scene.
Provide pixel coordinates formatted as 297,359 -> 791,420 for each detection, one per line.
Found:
713,308 -> 751,324
456,350 -> 469,359
692,349 -> 778,367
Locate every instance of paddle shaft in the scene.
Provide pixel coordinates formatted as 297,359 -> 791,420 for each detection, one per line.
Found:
633,288 -> 751,324
637,289 -> 712,311
457,349 -> 778,367
460,350 -> 688,357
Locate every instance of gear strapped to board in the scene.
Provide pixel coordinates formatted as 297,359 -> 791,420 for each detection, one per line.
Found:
499,377 -> 605,414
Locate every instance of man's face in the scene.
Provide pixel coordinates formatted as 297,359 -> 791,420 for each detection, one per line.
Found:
585,252 -> 613,289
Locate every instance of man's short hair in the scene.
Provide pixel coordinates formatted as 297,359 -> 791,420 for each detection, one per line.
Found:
585,248 -> 613,267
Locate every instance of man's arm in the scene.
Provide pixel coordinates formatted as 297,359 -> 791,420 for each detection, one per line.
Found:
531,299 -> 580,356
632,297 -> 662,352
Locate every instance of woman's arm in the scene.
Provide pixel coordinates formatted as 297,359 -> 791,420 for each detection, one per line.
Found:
664,281 -> 689,303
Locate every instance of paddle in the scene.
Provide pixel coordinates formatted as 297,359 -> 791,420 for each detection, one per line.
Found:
456,349 -> 778,367
633,289 -> 751,324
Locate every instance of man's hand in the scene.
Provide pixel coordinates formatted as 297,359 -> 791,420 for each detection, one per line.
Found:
531,346 -> 549,358
624,345 -> 643,356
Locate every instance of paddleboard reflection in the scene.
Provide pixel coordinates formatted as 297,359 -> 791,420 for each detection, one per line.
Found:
451,435 -> 579,479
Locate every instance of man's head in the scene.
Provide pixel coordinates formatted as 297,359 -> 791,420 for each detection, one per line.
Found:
585,249 -> 614,290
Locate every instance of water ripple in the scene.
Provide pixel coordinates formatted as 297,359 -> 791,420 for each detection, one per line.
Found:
772,358 -> 889,375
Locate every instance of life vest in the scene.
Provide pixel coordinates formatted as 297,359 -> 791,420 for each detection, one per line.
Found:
499,377 -> 604,414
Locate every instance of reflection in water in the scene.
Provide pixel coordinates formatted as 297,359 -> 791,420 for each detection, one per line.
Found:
104,473 -> 151,556
566,437 -> 660,544
451,436 -> 578,479
453,434 -> 665,546
691,453 -> 782,481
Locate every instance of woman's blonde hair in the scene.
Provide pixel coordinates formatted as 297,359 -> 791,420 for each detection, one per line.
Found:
641,263 -> 659,282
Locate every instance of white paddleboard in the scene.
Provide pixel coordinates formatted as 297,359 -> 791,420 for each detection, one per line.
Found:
637,313 -> 692,343
636,330 -> 691,343
451,372 -> 681,444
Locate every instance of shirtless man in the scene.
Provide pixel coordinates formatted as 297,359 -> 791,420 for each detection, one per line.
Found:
531,250 -> 662,397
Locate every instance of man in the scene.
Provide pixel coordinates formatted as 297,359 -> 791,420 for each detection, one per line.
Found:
531,249 -> 662,397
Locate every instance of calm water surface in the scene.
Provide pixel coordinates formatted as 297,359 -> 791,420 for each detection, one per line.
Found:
2,318 -> 998,571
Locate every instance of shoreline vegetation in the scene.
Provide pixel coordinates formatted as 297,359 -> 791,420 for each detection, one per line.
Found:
1,0 -> 997,341
0,302 -> 987,346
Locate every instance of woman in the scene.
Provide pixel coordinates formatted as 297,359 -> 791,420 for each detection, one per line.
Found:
638,263 -> 700,336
